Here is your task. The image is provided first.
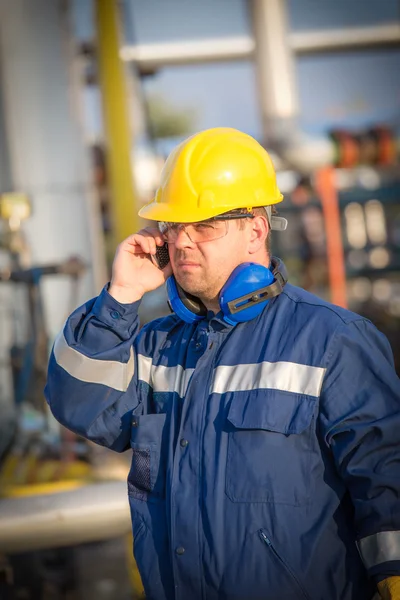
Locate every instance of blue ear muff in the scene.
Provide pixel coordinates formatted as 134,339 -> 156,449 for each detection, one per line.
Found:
166,276 -> 206,323
219,263 -> 274,325
167,256 -> 287,325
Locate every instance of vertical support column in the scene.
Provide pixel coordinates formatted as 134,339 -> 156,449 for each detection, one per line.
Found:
95,0 -> 141,244
250,0 -> 299,145
0,30 -> 18,451
0,55 -> 12,194
315,167 -> 347,309
0,0 -> 106,338
0,49 -> 15,455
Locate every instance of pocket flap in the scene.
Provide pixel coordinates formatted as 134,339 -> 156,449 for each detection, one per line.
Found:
131,413 -> 167,445
227,390 -> 316,434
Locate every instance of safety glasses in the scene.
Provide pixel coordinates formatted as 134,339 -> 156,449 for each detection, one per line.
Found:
159,211 -> 254,244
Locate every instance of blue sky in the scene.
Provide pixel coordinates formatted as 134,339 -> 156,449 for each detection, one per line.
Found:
124,0 -> 400,42
75,0 -> 400,140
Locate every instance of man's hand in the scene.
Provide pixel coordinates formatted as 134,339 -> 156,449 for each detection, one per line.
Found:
109,227 -> 172,304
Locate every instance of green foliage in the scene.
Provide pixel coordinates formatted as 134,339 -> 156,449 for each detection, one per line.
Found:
145,93 -> 197,139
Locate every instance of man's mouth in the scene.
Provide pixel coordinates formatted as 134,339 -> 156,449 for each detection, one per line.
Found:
177,261 -> 201,269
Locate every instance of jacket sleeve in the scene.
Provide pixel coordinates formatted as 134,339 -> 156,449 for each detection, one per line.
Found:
45,285 -> 146,452
319,318 -> 400,581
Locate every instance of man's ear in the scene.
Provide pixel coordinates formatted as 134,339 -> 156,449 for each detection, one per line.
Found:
248,215 -> 269,254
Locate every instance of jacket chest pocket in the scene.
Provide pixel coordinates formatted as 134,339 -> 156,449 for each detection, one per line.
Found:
128,413 -> 167,502
225,390 -> 317,506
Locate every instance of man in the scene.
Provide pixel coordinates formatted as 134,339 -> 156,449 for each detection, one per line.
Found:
45,128 -> 400,600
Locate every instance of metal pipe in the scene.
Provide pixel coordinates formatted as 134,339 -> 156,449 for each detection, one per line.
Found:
120,24 -> 400,72
291,23 -> 400,54
250,0 -> 298,143
120,36 -> 255,69
0,482 -> 131,553
315,167 -> 347,309
95,0 -> 141,244
0,0 -> 105,339
0,57 -> 12,194
0,32 -> 15,461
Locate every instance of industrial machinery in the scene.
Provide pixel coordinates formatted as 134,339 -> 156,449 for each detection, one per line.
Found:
0,194 -> 142,599
271,162 -> 400,372
0,0 -> 398,597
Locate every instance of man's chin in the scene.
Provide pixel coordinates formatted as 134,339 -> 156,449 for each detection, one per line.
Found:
175,275 -> 204,298
177,283 -> 203,298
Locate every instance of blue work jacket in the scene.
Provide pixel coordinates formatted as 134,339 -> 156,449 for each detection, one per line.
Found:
45,281 -> 400,600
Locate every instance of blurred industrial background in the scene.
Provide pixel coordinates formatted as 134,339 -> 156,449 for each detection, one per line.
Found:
0,0 -> 399,598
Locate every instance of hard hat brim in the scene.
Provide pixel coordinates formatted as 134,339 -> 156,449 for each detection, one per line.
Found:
138,194 -> 284,223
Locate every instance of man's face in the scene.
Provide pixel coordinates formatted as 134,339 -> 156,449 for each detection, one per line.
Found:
166,218 -> 256,305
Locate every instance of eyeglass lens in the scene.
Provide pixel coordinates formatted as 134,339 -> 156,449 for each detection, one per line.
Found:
159,220 -> 228,243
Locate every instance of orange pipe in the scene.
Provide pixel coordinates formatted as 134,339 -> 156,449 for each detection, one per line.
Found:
315,167 -> 347,308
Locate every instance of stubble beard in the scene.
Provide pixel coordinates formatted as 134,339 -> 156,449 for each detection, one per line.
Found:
175,271 -> 221,303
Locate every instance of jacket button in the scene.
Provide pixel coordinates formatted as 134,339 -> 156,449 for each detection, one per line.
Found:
110,310 -> 121,320
175,546 -> 185,555
180,439 -> 188,448
132,417 -> 139,427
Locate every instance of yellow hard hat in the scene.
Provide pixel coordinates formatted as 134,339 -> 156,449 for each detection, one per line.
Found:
138,127 -> 283,223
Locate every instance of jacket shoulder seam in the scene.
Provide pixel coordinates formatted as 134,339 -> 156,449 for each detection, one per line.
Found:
282,289 -> 364,326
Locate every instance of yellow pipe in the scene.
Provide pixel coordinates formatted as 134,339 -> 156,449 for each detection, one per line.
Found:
2,480 -> 87,499
95,0 -> 140,244
126,532 -> 145,599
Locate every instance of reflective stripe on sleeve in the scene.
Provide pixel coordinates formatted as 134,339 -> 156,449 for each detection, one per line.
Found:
211,361 -> 326,397
357,531 -> 400,569
54,331 -> 135,392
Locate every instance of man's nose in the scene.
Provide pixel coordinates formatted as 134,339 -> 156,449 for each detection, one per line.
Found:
174,226 -> 195,249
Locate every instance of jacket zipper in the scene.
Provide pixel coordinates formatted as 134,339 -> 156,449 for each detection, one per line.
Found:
259,530 -> 311,600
